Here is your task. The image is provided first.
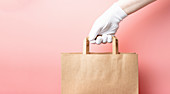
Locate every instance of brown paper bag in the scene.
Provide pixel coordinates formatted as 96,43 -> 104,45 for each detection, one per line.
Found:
61,37 -> 138,94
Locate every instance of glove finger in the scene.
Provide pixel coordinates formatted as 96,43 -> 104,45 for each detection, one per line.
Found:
96,36 -> 103,45
90,40 -> 96,44
102,34 -> 107,43
107,35 -> 112,43
88,25 -> 101,41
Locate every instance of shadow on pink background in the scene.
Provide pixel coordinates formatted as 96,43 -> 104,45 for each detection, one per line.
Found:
0,0 -> 170,94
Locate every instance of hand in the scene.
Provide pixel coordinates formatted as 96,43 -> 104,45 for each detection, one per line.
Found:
88,3 -> 127,44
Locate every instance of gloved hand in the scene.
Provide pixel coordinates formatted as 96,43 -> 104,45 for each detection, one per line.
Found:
88,3 -> 127,44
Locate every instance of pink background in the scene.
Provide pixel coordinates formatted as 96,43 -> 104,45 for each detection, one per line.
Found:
0,0 -> 170,94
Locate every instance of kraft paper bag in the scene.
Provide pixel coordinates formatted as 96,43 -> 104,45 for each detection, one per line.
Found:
61,37 -> 138,94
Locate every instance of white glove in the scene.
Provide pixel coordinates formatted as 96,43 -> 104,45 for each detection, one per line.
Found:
88,3 -> 127,44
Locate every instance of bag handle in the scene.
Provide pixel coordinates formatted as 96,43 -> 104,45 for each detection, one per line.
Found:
83,36 -> 119,54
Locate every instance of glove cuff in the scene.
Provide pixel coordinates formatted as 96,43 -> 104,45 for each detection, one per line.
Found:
114,3 -> 127,19
109,2 -> 127,21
